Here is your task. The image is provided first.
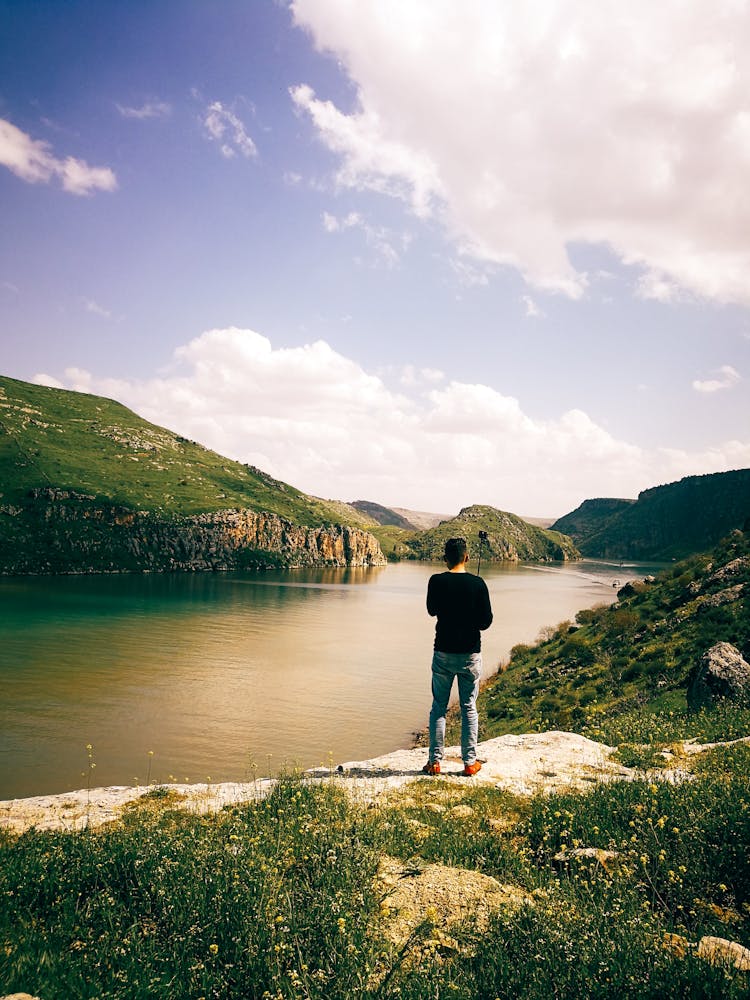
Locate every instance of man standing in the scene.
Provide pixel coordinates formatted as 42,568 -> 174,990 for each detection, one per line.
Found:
424,536 -> 493,776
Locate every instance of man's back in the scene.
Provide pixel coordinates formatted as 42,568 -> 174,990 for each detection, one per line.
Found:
427,570 -> 493,653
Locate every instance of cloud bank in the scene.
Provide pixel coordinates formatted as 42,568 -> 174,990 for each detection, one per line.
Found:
0,118 -> 117,195
290,0 -> 750,305
35,328 -> 750,517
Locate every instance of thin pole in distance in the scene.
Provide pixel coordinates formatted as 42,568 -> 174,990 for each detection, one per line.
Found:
476,530 -> 488,575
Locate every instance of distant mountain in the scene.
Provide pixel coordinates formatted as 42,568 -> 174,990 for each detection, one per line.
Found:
550,498 -> 636,545
0,375 -> 384,573
352,500 -> 555,533
551,470 -> 750,560
519,515 -> 556,529
405,504 -> 580,563
389,506 -> 452,530
349,500 -> 418,530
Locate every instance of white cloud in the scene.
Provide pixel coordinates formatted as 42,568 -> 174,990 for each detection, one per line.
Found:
290,1 -> 750,305
322,210 -> 361,232
522,295 -> 544,318
397,364 -> 445,388
82,298 -> 112,319
33,373 -> 64,389
692,365 -> 741,393
635,270 -> 684,304
448,256 -> 492,288
116,100 -> 171,120
290,83 -> 443,218
202,102 -> 257,159
322,209 -> 407,266
34,327 -> 750,517
0,118 -> 117,195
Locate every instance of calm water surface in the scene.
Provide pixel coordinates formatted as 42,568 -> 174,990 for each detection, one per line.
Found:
0,560 -> 658,798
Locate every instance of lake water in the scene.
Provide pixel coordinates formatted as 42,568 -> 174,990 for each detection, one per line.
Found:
0,560 -> 657,799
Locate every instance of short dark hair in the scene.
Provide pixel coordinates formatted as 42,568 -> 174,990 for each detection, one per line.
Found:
444,537 -> 467,568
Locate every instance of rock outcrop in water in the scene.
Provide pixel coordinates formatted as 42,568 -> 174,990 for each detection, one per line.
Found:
0,490 -> 386,574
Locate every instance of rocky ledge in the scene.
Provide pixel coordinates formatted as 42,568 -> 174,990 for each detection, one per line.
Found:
5,730 -> 750,836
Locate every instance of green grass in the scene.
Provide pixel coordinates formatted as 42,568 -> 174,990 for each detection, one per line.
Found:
2,748 -> 749,999
1,779 -> 385,999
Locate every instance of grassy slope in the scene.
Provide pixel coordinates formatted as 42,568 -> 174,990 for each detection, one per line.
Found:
473,528 -> 750,743
0,375 -> 375,528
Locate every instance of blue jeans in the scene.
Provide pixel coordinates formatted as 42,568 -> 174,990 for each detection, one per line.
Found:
428,650 -> 482,765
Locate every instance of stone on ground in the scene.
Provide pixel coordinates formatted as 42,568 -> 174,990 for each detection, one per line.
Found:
687,642 -> 750,711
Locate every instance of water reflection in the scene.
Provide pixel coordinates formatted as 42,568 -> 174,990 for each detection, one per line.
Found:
0,560 -> 658,798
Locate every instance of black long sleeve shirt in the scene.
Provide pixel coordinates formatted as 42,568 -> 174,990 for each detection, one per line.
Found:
426,571 -> 493,653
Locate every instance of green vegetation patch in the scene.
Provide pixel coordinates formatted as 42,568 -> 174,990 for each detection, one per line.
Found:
0,375 -> 373,526
473,529 -> 750,743
404,504 -> 580,563
552,470 -> 750,561
2,752 -> 749,999
1,779 -> 385,999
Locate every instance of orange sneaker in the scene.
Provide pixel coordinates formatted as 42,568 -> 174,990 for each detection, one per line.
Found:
462,761 -> 482,776
422,761 -> 441,775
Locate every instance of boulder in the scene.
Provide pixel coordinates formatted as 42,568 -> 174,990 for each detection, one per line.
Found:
697,584 -> 744,610
697,936 -> 750,972
687,642 -> 750,711
663,934 -> 750,971
553,846 -> 620,869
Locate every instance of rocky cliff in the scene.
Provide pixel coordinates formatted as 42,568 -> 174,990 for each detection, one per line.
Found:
0,490 -> 386,574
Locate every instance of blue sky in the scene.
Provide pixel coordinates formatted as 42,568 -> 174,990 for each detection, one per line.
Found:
1,0 -> 749,517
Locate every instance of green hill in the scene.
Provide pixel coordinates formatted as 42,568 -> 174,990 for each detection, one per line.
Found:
549,497 -> 635,544
475,527 -> 750,741
0,375 -> 373,526
0,375 -> 385,573
551,470 -> 750,560
405,504 -> 580,562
